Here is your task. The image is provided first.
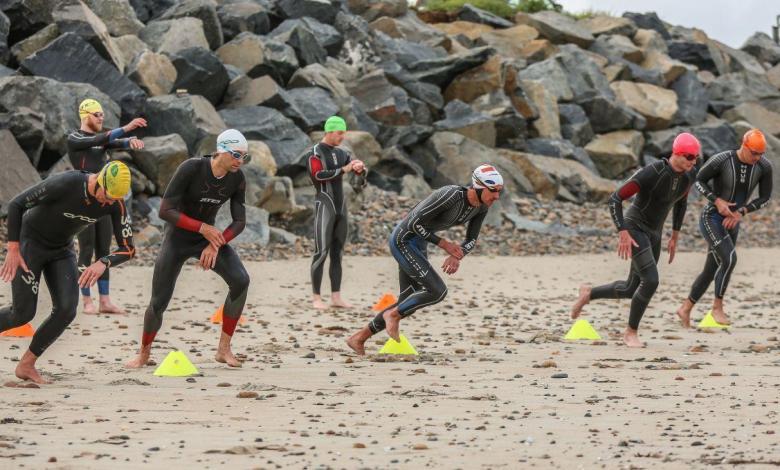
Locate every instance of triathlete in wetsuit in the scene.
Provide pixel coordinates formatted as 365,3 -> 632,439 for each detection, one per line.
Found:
305,116 -> 366,310
346,165 -> 503,355
66,98 -> 146,315
570,133 -> 699,347
126,129 -> 250,369
0,162 -> 135,384
677,129 -> 773,326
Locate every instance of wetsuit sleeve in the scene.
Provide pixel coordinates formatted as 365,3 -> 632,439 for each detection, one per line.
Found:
672,188 -> 689,231
308,152 -> 342,181
461,209 -> 487,255
743,161 -> 773,214
159,159 -> 203,232
608,180 -> 640,231
222,177 -> 246,243
694,155 -> 722,203
105,137 -> 134,150
104,200 -> 136,267
67,128 -> 126,152
5,175 -> 71,242
409,187 -> 460,245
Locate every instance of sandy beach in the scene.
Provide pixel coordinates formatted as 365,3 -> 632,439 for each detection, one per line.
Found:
1,248 -> 779,469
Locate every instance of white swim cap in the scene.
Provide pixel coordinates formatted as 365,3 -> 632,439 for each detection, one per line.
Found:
471,164 -> 504,191
216,129 -> 248,154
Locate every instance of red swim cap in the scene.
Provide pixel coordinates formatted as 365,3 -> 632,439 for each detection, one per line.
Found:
672,132 -> 701,156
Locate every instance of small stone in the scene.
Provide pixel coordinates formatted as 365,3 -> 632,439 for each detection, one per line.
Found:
412,444 -> 428,450
186,378 -> 196,383
675,376 -> 684,381
329,371 -> 337,377
217,382 -> 231,387
237,391 -> 259,399
48,457 -> 57,463
303,352 -> 315,359
551,373 -> 568,379
353,443 -> 366,448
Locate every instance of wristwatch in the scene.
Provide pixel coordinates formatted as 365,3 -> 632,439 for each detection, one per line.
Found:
99,256 -> 112,267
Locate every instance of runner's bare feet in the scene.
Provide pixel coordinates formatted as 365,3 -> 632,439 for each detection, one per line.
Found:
312,294 -> 328,310
676,299 -> 693,328
98,297 -> 126,315
83,297 -> 98,315
346,328 -> 371,356
215,349 -> 242,367
711,308 -> 731,325
330,293 -> 353,309
383,308 -> 401,342
125,345 -> 152,369
571,284 -> 591,319
15,351 -> 50,384
623,328 -> 644,348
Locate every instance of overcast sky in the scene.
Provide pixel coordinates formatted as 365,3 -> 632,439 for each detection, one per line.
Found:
555,0 -> 779,48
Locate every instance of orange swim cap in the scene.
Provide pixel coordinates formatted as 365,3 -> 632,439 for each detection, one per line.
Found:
743,129 -> 766,154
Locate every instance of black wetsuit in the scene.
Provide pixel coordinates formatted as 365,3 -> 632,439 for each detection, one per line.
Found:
591,160 -> 696,329
305,143 -> 366,295
67,127 -> 134,297
368,185 -> 489,334
688,150 -> 772,302
0,171 -> 135,356
141,157 -> 249,346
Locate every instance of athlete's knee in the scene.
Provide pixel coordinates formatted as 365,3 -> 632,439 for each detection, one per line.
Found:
52,294 -> 79,324
639,271 -> 659,295
231,270 -> 250,294
430,282 -> 448,302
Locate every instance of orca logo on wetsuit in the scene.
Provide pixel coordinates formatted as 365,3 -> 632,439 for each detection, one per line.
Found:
64,213 -> 97,223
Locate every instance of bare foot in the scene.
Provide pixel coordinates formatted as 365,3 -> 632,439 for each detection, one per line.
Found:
711,308 -> 731,325
15,363 -> 50,384
312,295 -> 328,310
83,298 -> 98,315
346,328 -> 371,356
623,328 -> 644,348
215,349 -> 242,367
676,299 -> 693,328
125,347 -> 152,369
330,298 -> 353,309
98,300 -> 126,315
383,309 -> 402,342
570,284 -> 591,319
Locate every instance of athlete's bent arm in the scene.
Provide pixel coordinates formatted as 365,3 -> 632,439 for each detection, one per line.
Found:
694,154 -> 723,206
308,152 -> 344,181
222,178 -> 247,243
67,128 -> 126,152
461,210 -> 487,255
79,201 -> 136,287
158,160 -> 204,232
743,164 -> 773,214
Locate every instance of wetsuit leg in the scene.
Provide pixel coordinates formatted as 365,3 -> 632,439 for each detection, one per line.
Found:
311,199 -> 336,295
94,216 -> 113,295
28,250 -> 79,356
77,225 -> 96,297
590,229 -> 660,329
140,236 -> 194,345
329,213 -> 348,293
712,225 -> 739,299
688,209 -> 740,302
0,239 -> 47,333
211,245 -> 250,337
368,262 -> 422,334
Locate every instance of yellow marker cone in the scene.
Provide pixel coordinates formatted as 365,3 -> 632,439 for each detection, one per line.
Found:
379,334 -> 418,355
0,323 -> 35,337
698,310 -> 730,329
153,350 -> 199,377
564,319 -> 602,340
372,293 -> 397,312
209,306 -> 246,325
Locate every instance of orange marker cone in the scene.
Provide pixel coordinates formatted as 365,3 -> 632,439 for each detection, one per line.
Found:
209,306 -> 247,325
372,293 -> 397,312
0,323 -> 35,337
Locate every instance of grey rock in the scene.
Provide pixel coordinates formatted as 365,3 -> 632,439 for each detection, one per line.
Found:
406,46 -> 494,88
168,47 -> 229,105
0,130 -> 41,217
670,70 -> 708,126
380,61 -> 444,110
0,106 -> 45,167
139,18 -> 210,55
277,0 -> 337,25
471,90 -> 527,150
434,100 -> 496,148
20,33 -> 146,117
707,71 -> 780,115
1,0 -> 53,48
400,173 -> 432,200
269,226 -> 299,245
347,0 -> 406,22
127,0 -> 176,23
555,44 -> 613,103
579,15 -> 637,37
113,34 -> 150,67
272,17 -> 343,56
668,40 -> 717,73
558,103 -> 593,147
621,12 -> 669,39
643,120 -> 738,159
158,0 -> 223,50
257,176 -> 300,214
378,124 -> 433,151
517,57 -> 572,101
517,10 -> 594,47
52,0 -> 126,71
217,2 -> 271,42
126,50 -> 177,97
144,93 -> 225,154
458,4 -> 513,29
0,11 -> 8,65
0,63 -> 13,77
269,19 -> 329,66
526,138 -> 597,174
578,93 -> 645,133
376,32 -> 445,70
347,69 -> 413,126
347,97 -> 380,136
216,203 -> 270,246
589,34 -> 643,63
262,38 -> 301,84
9,23 -> 58,64
610,57 -> 665,86
131,134 -> 190,195
219,106 -> 311,170
741,32 -> 780,66
281,87 -> 340,133
83,0 -> 143,37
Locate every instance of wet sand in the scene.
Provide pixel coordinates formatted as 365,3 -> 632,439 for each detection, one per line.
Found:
1,249 -> 779,468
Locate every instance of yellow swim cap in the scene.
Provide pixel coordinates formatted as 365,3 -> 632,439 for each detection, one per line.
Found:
79,99 -> 103,120
97,161 -> 131,199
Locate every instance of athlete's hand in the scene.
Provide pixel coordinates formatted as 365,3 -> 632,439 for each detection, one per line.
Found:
617,230 -> 638,260
667,231 -> 679,264
714,198 -> 736,217
78,260 -> 107,288
199,224 -> 225,249
722,212 -> 741,229
123,118 -> 147,133
352,160 -> 365,174
442,255 -> 460,275
199,244 -> 218,271
438,239 -> 464,260
128,137 -> 144,150
1,242 -> 30,283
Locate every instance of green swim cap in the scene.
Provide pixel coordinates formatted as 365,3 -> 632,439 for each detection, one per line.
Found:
324,116 -> 347,133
